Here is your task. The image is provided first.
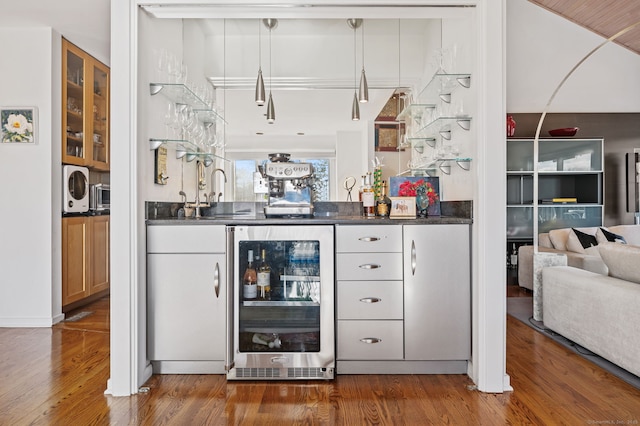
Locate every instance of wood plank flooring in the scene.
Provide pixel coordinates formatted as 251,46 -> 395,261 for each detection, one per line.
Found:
1,293 -> 640,425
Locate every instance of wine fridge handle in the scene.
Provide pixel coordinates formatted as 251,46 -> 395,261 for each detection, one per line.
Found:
214,262 -> 220,298
411,240 -> 416,276
359,297 -> 381,304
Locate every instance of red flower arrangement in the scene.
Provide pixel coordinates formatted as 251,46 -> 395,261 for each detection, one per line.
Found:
398,179 -> 439,206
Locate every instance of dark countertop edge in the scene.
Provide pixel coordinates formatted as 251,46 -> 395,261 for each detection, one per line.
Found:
146,216 -> 472,226
63,211 -> 110,218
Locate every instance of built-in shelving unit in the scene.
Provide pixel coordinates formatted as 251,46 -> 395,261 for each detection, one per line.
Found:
507,137 -> 604,242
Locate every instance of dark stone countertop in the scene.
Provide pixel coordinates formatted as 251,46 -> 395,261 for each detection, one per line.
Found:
145,201 -> 472,226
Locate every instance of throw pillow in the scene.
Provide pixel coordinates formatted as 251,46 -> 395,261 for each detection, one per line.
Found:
567,228 -> 597,253
596,227 -> 627,244
599,242 -> 640,284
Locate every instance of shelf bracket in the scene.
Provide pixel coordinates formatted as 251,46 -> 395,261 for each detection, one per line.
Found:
456,76 -> 471,88
456,118 -> 471,131
455,158 -> 472,171
150,83 -> 163,96
439,129 -> 452,140
439,93 -> 452,103
438,160 -> 452,175
149,138 -> 164,150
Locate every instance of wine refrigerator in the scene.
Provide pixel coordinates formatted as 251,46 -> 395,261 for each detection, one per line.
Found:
227,225 -> 335,380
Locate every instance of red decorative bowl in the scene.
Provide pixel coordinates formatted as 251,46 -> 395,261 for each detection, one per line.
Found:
548,127 -> 579,137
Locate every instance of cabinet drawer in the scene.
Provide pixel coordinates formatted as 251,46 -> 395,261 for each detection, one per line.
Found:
337,320 -> 403,360
337,281 -> 403,320
336,225 -> 402,253
147,225 -> 226,253
336,253 -> 403,281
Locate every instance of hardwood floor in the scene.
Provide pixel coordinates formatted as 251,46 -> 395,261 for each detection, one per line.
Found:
1,294 -> 640,425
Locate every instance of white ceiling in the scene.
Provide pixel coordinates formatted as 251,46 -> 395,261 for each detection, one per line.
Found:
0,0 -> 111,65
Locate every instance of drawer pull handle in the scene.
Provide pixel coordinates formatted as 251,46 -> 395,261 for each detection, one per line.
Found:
359,264 -> 381,269
359,297 -> 381,304
358,236 -> 380,242
360,337 -> 382,344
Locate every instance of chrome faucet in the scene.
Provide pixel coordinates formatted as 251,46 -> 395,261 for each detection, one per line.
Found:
208,168 -> 227,202
185,161 -> 210,218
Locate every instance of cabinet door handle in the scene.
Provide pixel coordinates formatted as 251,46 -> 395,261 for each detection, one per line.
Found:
359,264 -> 381,269
360,337 -> 382,344
359,297 -> 381,304
358,236 -> 380,242
411,240 -> 416,276
214,262 -> 220,298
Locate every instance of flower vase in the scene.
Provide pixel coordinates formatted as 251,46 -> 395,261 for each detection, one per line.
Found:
416,186 -> 429,217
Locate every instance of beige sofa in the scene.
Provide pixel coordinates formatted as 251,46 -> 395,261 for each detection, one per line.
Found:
518,225 -> 640,290
542,242 -> 640,378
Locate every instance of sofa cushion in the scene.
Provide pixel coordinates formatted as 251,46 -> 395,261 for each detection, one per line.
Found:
599,242 -> 640,284
596,227 -> 627,244
567,228 -> 598,252
609,225 -> 640,246
548,227 -> 598,251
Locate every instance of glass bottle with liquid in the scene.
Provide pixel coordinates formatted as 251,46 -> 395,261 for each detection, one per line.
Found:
362,172 -> 376,217
376,181 -> 392,217
257,248 -> 271,300
243,249 -> 257,300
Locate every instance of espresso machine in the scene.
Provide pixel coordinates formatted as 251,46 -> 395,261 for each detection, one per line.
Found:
263,153 -> 314,217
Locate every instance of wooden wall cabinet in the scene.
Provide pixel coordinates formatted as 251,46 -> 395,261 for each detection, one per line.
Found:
62,39 -> 110,171
62,216 -> 110,310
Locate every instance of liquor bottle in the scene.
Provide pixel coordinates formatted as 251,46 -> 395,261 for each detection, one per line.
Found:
257,248 -> 271,300
362,172 -> 376,217
376,181 -> 392,217
243,249 -> 257,300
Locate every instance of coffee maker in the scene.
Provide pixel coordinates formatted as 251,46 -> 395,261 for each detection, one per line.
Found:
263,153 -> 314,217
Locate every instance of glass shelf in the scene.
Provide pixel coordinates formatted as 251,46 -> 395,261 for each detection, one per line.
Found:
242,300 -> 320,307
416,73 -> 471,103
149,83 -> 226,124
148,138 -> 229,164
415,116 -> 472,136
396,104 -> 437,122
437,157 -> 473,174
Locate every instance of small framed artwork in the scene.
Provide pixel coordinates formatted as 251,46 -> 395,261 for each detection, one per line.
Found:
389,197 -> 416,219
1,107 -> 37,144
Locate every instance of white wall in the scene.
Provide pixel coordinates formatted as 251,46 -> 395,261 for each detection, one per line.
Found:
0,27 -> 62,326
507,0 -> 640,113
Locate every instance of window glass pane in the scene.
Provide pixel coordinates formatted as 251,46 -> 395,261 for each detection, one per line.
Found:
306,159 -> 330,202
234,160 -> 257,201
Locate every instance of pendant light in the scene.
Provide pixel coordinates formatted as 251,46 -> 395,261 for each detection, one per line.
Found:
264,18 -> 277,124
347,19 -> 362,121
255,19 -> 265,106
359,19 -> 369,103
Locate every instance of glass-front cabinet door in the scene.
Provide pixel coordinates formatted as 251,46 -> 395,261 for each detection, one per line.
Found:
91,63 -> 109,168
228,225 -> 335,380
62,39 -> 110,170
62,42 -> 87,165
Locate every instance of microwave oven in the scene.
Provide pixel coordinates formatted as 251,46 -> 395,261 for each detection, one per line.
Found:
89,183 -> 110,211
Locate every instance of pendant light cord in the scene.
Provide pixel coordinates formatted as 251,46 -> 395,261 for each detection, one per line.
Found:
361,20 -> 365,71
269,26 -> 272,93
258,19 -> 262,69
354,26 -> 357,91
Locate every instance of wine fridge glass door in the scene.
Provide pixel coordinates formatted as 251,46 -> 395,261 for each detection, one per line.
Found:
228,225 -> 335,380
